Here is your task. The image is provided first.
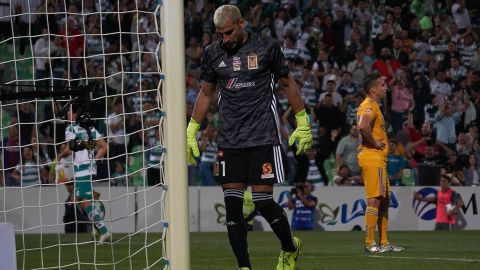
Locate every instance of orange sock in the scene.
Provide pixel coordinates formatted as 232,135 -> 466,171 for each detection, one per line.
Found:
365,206 -> 378,246
378,211 -> 389,245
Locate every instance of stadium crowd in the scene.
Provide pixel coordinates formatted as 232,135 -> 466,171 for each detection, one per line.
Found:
1,0 -> 480,188
0,0 -> 162,187
185,0 -> 480,187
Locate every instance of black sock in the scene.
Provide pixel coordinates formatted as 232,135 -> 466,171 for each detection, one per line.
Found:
253,192 -> 295,252
224,189 -> 250,268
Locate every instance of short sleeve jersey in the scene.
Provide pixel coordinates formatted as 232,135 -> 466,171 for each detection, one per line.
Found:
356,97 -> 388,167
65,124 -> 102,178
200,32 -> 289,148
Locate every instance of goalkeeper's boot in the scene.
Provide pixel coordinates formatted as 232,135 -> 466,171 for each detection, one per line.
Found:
365,242 -> 384,253
97,231 -> 111,245
380,242 -> 405,252
276,236 -> 302,270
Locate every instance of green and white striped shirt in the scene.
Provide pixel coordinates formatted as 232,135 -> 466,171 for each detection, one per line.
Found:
16,161 -> 40,187
148,145 -> 164,169
65,124 -> 102,179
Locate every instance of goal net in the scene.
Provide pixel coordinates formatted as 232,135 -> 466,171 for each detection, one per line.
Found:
0,1 -> 186,269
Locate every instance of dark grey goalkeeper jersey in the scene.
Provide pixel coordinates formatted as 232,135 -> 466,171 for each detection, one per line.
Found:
200,32 -> 290,148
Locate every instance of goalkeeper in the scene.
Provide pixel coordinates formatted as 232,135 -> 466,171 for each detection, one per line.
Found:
58,104 -> 110,244
187,5 -> 312,270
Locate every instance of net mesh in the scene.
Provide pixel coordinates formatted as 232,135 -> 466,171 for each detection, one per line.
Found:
0,1 -> 166,269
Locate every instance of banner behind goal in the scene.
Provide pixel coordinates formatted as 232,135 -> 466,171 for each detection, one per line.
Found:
0,1 -> 188,269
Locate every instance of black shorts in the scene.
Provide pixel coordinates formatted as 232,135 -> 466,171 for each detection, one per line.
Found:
213,144 -> 286,185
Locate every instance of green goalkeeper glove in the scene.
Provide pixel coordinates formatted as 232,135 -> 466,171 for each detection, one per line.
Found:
187,118 -> 201,165
288,109 -> 313,155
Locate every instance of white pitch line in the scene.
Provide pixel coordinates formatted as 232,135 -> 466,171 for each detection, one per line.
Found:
368,255 -> 480,263
195,255 -> 480,263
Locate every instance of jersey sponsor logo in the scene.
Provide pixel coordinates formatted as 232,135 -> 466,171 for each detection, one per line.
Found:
226,78 -> 238,89
261,163 -> 274,179
233,56 -> 241,71
247,53 -> 258,70
226,78 -> 256,89
218,61 -> 226,68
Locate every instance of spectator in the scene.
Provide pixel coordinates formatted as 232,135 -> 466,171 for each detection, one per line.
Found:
430,70 -> 452,107
147,129 -> 163,186
414,174 -> 464,230
318,79 -> 343,109
465,121 -> 478,148
390,69 -> 413,133
347,49 -> 371,86
10,147 -> 42,187
443,152 -> 464,185
336,124 -> 361,176
33,28 -> 51,83
18,103 -> 35,146
185,36 -> 204,70
458,31 -> 478,68
387,139 -> 407,186
333,164 -> 362,186
463,154 -> 480,186
337,71 -> 360,104
392,36 -> 410,66
111,161 -> 128,186
294,147 -> 327,186
345,93 -> 363,127
274,8 -> 287,43
456,132 -> 472,157
300,66 -> 320,107
447,57 -> 467,84
2,124 -> 21,185
451,0 -> 471,34
312,48 -> 334,88
287,180 -> 318,231
316,93 -> 345,137
442,41 -> 460,70
106,99 -> 126,163
471,47 -> 480,71
435,100 -> 462,150
410,72 -> 431,127
417,145 -> 444,167
198,126 -> 217,186
371,47 -> 402,84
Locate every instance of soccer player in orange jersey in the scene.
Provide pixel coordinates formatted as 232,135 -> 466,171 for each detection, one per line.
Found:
357,74 -> 404,253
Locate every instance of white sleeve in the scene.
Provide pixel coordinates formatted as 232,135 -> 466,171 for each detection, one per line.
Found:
65,129 -> 75,141
451,4 -> 459,14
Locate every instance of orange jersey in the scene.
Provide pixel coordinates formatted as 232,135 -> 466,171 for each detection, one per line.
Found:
357,96 -> 388,167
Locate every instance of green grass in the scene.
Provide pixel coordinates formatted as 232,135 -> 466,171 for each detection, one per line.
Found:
16,231 -> 480,269
191,231 -> 480,270
16,233 -> 164,270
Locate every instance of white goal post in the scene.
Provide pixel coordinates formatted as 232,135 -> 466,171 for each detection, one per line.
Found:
162,1 -> 190,269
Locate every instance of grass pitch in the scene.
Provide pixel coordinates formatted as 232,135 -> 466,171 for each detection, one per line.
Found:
16,231 -> 480,269
191,231 -> 480,270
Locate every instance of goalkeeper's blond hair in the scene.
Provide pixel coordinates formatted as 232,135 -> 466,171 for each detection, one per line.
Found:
213,5 -> 242,28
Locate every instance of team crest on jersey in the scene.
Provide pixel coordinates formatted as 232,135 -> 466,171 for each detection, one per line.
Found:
247,53 -> 258,70
233,57 -> 241,71
261,163 -> 274,179
216,151 -> 224,158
